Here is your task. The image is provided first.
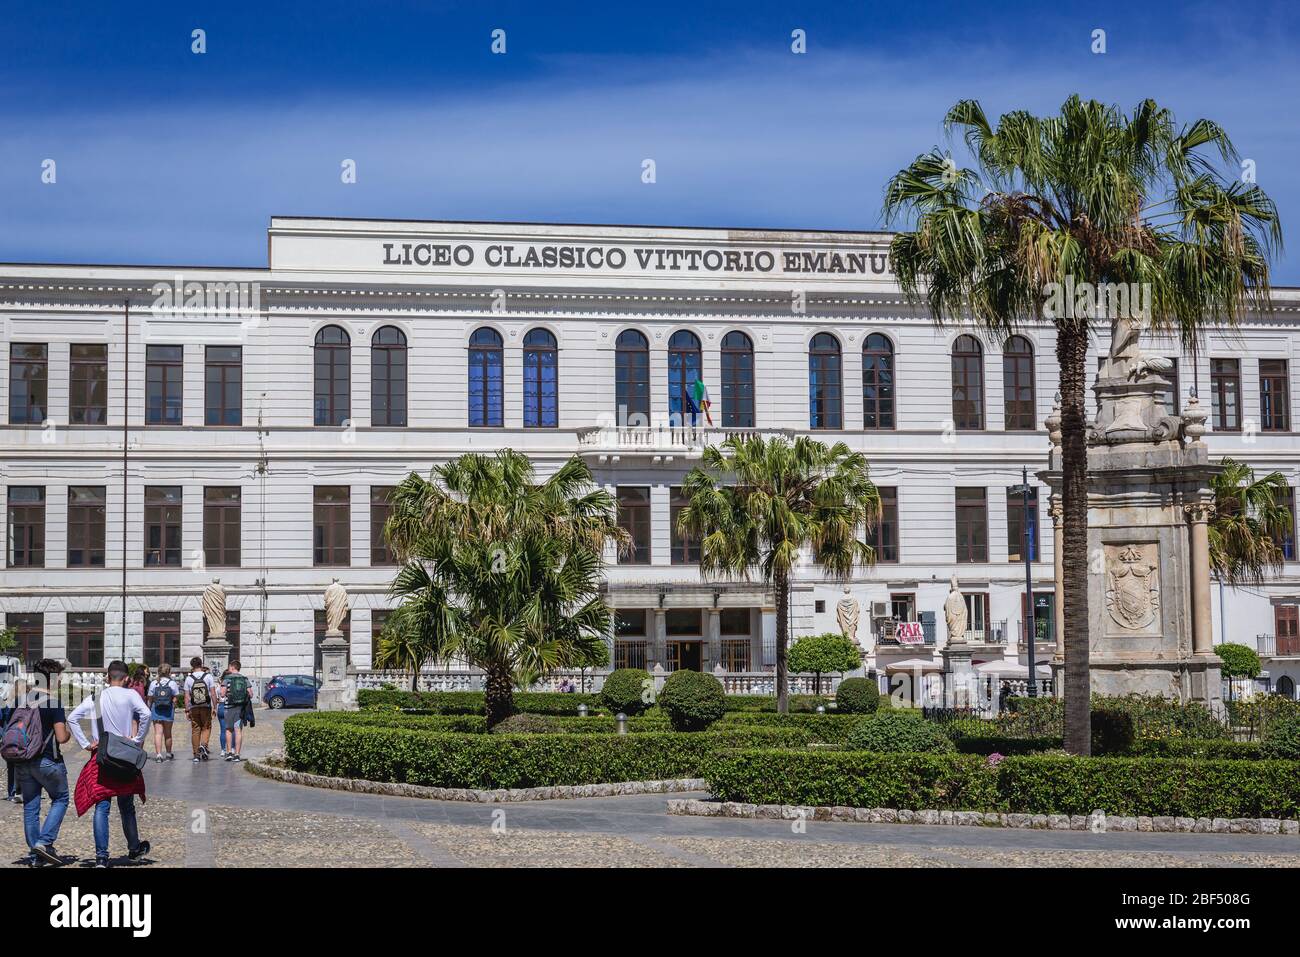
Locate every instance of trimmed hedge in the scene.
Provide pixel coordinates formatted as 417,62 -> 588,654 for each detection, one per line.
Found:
718,712 -> 861,744
283,712 -> 815,789
658,670 -> 726,731
600,668 -> 653,716
1262,714 -> 1300,760
358,687 -> 834,715
707,749 -> 1300,818
1129,739 -> 1262,761
1005,694 -> 1228,741
847,711 -> 954,754
951,735 -> 1062,755
835,677 -> 880,715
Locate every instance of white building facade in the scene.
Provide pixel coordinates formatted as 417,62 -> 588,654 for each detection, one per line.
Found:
2,217 -> 1299,695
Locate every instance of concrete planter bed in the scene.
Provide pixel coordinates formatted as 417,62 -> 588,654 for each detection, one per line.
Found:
667,799 -> 1300,834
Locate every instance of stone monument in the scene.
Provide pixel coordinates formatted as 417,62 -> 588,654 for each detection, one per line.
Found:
940,576 -> 976,707
201,579 -> 232,676
836,587 -> 861,647
1040,311 -> 1222,706
317,578 -> 358,711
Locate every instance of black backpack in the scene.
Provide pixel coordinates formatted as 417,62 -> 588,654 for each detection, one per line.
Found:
189,674 -> 211,708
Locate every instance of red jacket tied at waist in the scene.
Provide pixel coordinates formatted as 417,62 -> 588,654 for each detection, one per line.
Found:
74,751 -> 147,817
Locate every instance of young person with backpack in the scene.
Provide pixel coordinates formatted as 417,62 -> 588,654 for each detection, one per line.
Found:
146,663 -> 181,762
1,661 -> 71,867
220,660 -> 251,761
67,660 -> 152,868
183,657 -> 216,762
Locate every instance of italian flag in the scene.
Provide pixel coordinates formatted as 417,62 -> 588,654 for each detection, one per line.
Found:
692,379 -> 713,426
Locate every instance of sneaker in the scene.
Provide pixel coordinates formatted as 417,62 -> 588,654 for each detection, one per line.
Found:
33,844 -> 62,866
128,840 -> 150,861
192,756 -> 201,763
231,754 -> 242,762
166,752 -> 175,761
93,857 -> 109,869
154,755 -> 164,763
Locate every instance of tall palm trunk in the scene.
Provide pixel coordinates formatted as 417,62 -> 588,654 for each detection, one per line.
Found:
775,565 -> 790,714
485,663 -> 515,727
1058,323 -> 1092,755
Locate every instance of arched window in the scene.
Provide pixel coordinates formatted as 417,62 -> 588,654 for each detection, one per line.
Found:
667,330 -> 703,425
467,327 -> 503,427
951,335 -> 985,431
523,328 -> 558,428
313,325 -> 350,426
1278,675 -> 1296,699
615,330 -> 650,426
371,326 -> 407,427
808,333 -> 842,429
1003,336 -> 1036,431
720,331 -> 755,428
862,333 -> 895,430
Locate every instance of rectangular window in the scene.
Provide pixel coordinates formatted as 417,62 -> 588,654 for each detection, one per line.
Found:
67,486 -> 106,567
203,487 -> 241,567
1277,605 -> 1300,658
1210,358 -> 1241,432
869,487 -> 899,563
890,593 -> 916,622
617,487 -> 651,565
204,345 -> 242,426
143,486 -> 182,567
1006,487 -> 1040,563
1158,358 -> 1180,415
614,610 -> 648,671
313,486 -> 351,566
7,487 -> 46,568
720,608 -> 749,636
1281,487 -> 1296,562
143,612 -> 180,668
370,486 -> 396,566
66,612 -> 105,669
202,610 -> 240,661
8,343 -> 48,424
669,487 -> 700,565
962,594 -> 989,641
145,345 -> 184,425
1260,359 -> 1290,432
614,641 -> 647,670
955,487 -> 988,563
371,609 -> 390,663
665,609 -> 701,636
5,613 -> 44,660
69,344 -> 108,425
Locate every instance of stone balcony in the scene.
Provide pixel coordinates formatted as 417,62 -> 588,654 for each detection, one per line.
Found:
576,424 -> 795,461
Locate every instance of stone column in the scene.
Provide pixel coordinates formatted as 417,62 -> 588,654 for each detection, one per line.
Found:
1186,502 -> 1216,656
652,608 -> 667,669
1050,496 -> 1065,660
706,608 -> 721,672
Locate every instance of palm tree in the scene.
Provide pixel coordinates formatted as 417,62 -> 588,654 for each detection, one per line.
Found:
677,434 -> 881,713
372,616 -> 435,692
1209,458 -> 1291,587
884,96 -> 1280,753
384,451 -> 627,725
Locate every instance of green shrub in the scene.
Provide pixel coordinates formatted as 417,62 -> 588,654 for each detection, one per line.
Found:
1003,693 -> 1227,742
1129,739 -> 1262,761
847,711 -> 954,754
1261,714 -> 1300,760
951,735 -> 1062,755
1227,694 -> 1300,740
600,668 -> 653,716
706,749 -> 1300,818
788,633 -> 861,693
490,713 -> 562,735
835,677 -> 880,715
658,670 -> 726,731
356,689 -> 601,716
1214,642 -> 1262,681
722,694 -> 831,713
283,713 -> 813,789
1090,709 -> 1136,756
718,711 -> 861,744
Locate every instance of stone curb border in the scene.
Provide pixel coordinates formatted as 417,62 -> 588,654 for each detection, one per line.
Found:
666,800 -> 1300,835
245,753 -> 705,803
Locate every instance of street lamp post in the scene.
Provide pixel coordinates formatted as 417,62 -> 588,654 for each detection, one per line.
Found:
1011,467 -> 1038,698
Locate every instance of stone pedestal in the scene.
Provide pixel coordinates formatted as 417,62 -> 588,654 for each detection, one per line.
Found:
202,637 -> 233,678
1040,376 -> 1223,708
941,641 -> 978,709
315,630 -> 357,711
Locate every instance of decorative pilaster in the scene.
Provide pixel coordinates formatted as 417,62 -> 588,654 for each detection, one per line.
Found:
1049,496 -> 1064,661
1185,501 -> 1216,656
652,608 -> 667,669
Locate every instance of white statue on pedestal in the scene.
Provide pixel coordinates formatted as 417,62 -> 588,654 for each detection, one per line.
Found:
324,578 -> 349,634
836,587 -> 860,645
943,575 -> 968,643
202,579 -> 227,639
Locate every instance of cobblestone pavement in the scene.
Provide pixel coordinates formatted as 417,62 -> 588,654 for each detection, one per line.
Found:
5,709 -> 1300,868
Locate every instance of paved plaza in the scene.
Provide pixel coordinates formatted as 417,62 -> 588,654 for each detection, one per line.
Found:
3,708 -> 1299,869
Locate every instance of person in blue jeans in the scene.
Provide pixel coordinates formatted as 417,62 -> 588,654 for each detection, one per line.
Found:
3,662 -> 72,866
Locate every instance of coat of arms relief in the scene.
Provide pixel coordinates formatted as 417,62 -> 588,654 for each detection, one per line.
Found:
1104,543 -> 1161,634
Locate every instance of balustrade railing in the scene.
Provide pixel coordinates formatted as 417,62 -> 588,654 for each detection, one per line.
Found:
352,668 -> 842,697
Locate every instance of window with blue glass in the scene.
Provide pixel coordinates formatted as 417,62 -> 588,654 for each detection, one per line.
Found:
667,330 -> 702,425
808,333 -> 842,429
522,328 -> 558,428
313,326 -> 350,426
468,327 -> 503,427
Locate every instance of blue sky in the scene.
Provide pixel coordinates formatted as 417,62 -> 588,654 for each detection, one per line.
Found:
2,1 -> 1298,281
